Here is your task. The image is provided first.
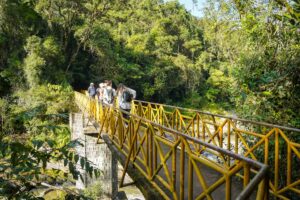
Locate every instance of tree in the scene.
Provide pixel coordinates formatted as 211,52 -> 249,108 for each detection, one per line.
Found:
0,84 -> 99,199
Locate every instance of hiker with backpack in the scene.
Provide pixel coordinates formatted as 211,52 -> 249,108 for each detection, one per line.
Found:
103,80 -> 116,105
96,83 -> 105,103
117,83 -> 136,119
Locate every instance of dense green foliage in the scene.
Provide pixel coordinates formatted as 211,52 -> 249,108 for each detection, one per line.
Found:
0,85 -> 99,199
0,0 -> 299,197
203,0 -> 300,126
1,0 -> 299,127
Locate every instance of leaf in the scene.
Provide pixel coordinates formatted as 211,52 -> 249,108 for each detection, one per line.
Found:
73,171 -> 79,180
68,162 -> 74,174
80,157 -> 85,169
42,158 -> 47,169
79,174 -> 84,183
32,140 -> 44,149
74,154 -> 79,163
85,161 -> 90,171
88,166 -> 93,177
46,139 -> 55,148
262,91 -> 272,96
68,152 -> 74,160
64,159 -> 68,167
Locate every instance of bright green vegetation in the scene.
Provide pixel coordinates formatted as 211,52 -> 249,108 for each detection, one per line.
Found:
0,0 -> 299,199
1,0 -> 299,127
83,181 -> 103,199
0,85 -> 100,199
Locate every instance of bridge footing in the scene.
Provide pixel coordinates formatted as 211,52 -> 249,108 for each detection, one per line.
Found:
70,112 -> 146,200
70,113 -> 118,198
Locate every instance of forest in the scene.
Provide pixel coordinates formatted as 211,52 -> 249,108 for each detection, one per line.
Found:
0,0 -> 299,199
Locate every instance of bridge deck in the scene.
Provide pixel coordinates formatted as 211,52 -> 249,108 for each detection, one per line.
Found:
84,121 -> 255,200
75,92 -> 269,200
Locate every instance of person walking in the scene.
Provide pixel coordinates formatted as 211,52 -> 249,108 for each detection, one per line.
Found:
96,83 -> 105,103
87,83 -> 96,98
103,80 -> 116,105
117,83 -> 136,119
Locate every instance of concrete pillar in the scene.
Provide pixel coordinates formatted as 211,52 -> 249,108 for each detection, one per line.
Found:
111,151 -> 118,199
69,112 -> 118,199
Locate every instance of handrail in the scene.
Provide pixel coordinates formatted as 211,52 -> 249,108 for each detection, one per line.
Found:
133,100 -> 300,132
132,99 -> 300,199
75,92 -> 269,200
120,108 -> 266,169
117,108 -> 269,200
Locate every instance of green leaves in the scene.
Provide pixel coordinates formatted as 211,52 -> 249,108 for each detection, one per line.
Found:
32,139 -> 44,149
74,154 -> 79,163
80,157 -> 85,169
0,131 -> 100,198
23,35 -> 65,88
64,158 -> 69,167
0,86 -> 99,199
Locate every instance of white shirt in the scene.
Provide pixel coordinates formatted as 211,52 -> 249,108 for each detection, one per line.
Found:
103,86 -> 116,105
118,87 -> 136,110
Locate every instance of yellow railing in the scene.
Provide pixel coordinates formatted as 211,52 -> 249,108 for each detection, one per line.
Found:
75,92 -> 269,200
132,100 -> 300,199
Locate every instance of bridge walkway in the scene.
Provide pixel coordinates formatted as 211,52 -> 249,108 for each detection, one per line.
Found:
84,120 -> 252,199
75,92 -> 270,200
131,100 -> 300,200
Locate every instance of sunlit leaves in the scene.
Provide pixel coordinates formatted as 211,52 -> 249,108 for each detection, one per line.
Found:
0,88 -> 100,199
24,36 -> 46,88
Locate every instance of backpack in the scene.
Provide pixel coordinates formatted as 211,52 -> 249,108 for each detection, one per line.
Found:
105,88 -> 114,104
122,90 -> 133,102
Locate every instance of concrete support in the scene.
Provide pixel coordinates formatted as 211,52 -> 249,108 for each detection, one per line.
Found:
111,151 -> 118,199
69,113 -> 118,199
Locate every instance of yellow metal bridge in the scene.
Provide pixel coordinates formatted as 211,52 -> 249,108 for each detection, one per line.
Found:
75,92 -> 300,200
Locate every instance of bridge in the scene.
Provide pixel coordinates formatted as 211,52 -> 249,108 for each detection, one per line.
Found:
74,91 -> 300,200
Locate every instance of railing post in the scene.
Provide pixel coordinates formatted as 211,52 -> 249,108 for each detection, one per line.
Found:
172,110 -> 175,130
148,104 -> 151,121
96,100 -> 99,122
220,126 -> 223,148
226,175 -> 232,200
172,145 -> 176,193
118,113 -> 123,146
88,98 -> 91,118
160,106 -> 164,126
154,134 -> 157,173
192,117 -> 195,137
188,157 -> 193,200
180,137 -> 185,200
176,109 -> 179,131
202,122 -> 206,142
227,120 -> 231,166
256,171 -> 269,200
149,128 -> 153,178
243,162 -> 250,188
110,107 -> 115,136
